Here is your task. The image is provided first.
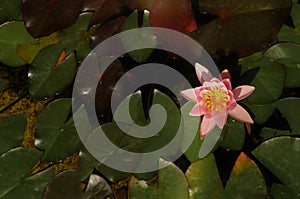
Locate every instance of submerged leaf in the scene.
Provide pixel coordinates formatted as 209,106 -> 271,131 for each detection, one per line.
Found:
190,0 -> 291,59
22,0 -> 83,38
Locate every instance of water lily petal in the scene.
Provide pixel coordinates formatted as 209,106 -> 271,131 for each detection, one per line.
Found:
213,111 -> 228,129
222,78 -> 232,90
228,104 -> 254,124
180,88 -> 197,103
200,115 -> 216,139
195,63 -> 213,84
233,86 -> 255,101
189,104 -> 205,116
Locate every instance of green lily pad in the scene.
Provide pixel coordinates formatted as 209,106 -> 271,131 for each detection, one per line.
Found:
42,170 -> 80,199
35,99 -> 81,162
252,137 -> 300,193
58,12 -> 93,60
17,33 -> 60,64
181,102 -> 202,163
220,117 -> 246,151
29,44 -> 77,98
222,152 -> 267,198
274,98 -> 300,133
260,128 -> 294,140
198,126 -> 222,159
241,57 -> 285,104
244,102 -> 275,124
121,10 -> 156,62
0,147 -> 54,198
185,154 -> 223,199
111,90 -> 181,153
78,148 -> 101,182
128,159 -> 189,199
0,113 -> 26,155
0,21 -> 36,67
264,43 -> 300,88
3,169 -> 54,199
277,4 -> 300,44
271,183 -> 299,199
185,152 -> 266,198
0,0 -> 22,23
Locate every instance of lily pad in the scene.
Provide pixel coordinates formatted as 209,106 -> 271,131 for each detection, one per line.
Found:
17,33 -> 60,64
190,0 -> 291,59
121,10 -> 156,63
244,102 -> 275,125
241,57 -> 285,104
42,170 -> 80,199
185,154 -> 223,199
58,12 -> 93,59
89,0 -> 127,26
0,0 -> 22,23
0,147 -> 54,198
81,174 -> 112,199
220,117 -> 246,151
277,4 -> 300,44
274,98 -> 300,133
0,21 -> 36,66
271,183 -> 300,199
29,44 -> 77,98
264,43 -> 300,88
222,152 -> 267,198
35,99 -> 82,162
252,137 -> 300,193
0,114 -> 26,155
181,102 -> 201,163
260,128 -> 295,140
78,148 -> 101,182
22,0 -> 83,38
128,159 -> 189,199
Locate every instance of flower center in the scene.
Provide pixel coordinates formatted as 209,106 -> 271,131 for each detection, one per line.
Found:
203,88 -> 228,112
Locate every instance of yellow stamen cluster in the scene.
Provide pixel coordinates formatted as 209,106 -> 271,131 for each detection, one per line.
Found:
203,88 -> 228,111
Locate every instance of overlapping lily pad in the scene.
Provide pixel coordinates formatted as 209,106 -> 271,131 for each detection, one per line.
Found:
277,4 -> 300,44
0,147 -> 54,198
264,43 -> 300,88
186,152 -> 267,198
35,99 -> 82,162
0,21 -> 36,66
274,98 -> 300,133
128,159 -> 189,199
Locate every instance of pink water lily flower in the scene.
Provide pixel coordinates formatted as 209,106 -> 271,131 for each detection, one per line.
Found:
180,63 -> 255,139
